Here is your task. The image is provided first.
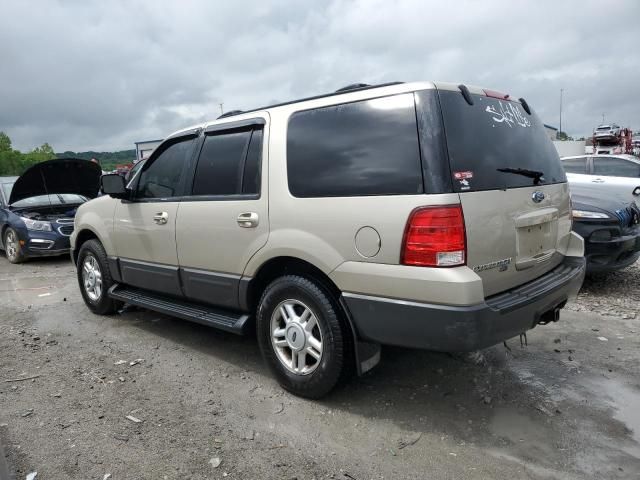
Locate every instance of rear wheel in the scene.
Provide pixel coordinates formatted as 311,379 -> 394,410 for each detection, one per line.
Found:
77,239 -> 121,315
256,275 -> 349,398
4,228 -> 24,264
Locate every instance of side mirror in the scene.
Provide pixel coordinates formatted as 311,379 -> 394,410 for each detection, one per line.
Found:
101,174 -> 128,199
633,186 -> 640,197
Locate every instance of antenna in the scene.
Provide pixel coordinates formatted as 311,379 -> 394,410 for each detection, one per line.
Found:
219,103 -> 224,115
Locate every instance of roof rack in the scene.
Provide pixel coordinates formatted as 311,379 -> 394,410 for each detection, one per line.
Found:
218,81 -> 404,120
217,110 -> 244,119
335,83 -> 371,93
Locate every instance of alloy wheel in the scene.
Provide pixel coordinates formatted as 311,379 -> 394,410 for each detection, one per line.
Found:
5,230 -> 18,261
270,299 -> 323,375
82,254 -> 103,302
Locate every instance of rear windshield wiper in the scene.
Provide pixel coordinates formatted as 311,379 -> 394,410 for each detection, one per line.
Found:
497,167 -> 545,185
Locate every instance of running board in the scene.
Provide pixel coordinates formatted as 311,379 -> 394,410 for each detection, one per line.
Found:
108,284 -> 250,334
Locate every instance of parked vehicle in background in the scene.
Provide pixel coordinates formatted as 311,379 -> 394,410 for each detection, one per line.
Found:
72,81 -> 585,398
0,159 -> 101,263
561,155 -> 640,206
124,159 -> 146,183
632,135 -> 640,156
592,125 -> 634,155
593,124 -> 621,142
570,183 -> 640,272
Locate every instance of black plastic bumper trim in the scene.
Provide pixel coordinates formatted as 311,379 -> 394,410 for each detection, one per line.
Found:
342,256 -> 585,352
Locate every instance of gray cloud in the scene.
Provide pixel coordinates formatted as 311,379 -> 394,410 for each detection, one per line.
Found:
1,0 -> 638,152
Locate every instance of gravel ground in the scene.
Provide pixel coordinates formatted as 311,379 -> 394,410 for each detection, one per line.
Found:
567,261 -> 640,319
0,257 -> 639,479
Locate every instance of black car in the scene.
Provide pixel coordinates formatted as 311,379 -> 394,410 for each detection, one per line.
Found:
571,185 -> 640,272
0,158 -> 101,263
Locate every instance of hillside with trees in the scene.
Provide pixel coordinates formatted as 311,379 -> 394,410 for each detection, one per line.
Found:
0,132 -> 57,176
0,131 -> 135,175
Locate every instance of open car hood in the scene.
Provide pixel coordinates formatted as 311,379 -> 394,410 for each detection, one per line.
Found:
9,158 -> 102,205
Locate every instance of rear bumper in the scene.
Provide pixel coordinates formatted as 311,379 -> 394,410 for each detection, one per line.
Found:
342,256 -> 586,352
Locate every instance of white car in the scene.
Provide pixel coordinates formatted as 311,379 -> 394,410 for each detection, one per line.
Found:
562,154 -> 640,206
593,124 -> 621,141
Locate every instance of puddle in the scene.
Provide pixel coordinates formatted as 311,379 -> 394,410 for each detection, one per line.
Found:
0,276 -> 69,307
602,378 -> 640,456
565,375 -> 640,460
489,407 -> 558,459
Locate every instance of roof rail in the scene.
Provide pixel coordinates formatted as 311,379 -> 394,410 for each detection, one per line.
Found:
519,97 -> 531,115
335,83 -> 371,93
217,81 -> 405,119
458,84 -> 474,105
217,110 -> 244,119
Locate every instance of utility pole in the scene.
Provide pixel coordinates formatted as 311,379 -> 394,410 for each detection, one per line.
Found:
219,103 -> 224,115
559,88 -> 563,138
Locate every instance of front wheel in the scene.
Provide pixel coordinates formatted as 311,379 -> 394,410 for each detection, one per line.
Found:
4,228 -> 25,264
256,275 -> 350,399
76,239 -> 121,315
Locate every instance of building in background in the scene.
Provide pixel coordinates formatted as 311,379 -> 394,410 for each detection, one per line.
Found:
134,139 -> 162,164
553,140 -> 586,157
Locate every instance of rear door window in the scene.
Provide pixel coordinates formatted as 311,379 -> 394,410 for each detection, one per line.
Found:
191,127 -> 263,196
433,90 -> 566,192
561,157 -> 588,174
287,94 -> 423,197
593,158 -> 640,177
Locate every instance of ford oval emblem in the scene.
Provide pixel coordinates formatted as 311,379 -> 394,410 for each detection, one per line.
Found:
532,191 -> 545,203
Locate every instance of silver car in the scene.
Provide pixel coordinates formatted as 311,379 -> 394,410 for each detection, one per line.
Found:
562,154 -> 640,206
593,124 -> 621,141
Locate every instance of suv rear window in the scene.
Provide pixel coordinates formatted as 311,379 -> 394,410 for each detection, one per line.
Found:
287,94 -> 423,197
433,90 -> 566,192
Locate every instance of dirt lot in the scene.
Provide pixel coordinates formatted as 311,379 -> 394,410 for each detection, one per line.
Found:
1,257 -> 639,480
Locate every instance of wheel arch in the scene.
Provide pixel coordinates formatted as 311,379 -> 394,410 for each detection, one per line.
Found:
244,256 -> 342,313
72,228 -> 101,264
244,255 -> 377,376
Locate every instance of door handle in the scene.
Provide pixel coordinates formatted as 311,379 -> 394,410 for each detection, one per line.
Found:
237,212 -> 259,228
153,212 -> 169,225
592,178 -> 605,183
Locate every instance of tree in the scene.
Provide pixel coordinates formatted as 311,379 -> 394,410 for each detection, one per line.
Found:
0,132 -> 57,176
556,131 -> 574,141
0,132 -> 11,152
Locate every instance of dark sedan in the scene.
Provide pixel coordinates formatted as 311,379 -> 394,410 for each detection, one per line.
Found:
0,158 -> 101,263
571,186 -> 640,272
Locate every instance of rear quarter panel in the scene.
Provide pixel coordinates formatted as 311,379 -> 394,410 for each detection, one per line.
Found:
243,104 -> 463,286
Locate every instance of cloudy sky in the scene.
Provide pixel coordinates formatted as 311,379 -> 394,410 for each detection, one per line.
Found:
1,0 -> 638,152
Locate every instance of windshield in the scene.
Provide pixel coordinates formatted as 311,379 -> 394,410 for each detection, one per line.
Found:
11,193 -> 87,208
433,89 -> 566,192
1,182 -> 14,203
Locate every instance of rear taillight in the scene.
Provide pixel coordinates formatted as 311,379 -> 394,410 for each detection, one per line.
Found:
401,205 -> 466,267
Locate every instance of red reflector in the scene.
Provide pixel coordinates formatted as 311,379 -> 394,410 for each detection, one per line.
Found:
401,205 -> 466,267
483,89 -> 510,100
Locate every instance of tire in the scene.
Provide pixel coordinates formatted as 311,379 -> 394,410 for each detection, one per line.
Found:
3,228 -> 25,264
76,239 -> 121,315
256,275 -> 350,399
